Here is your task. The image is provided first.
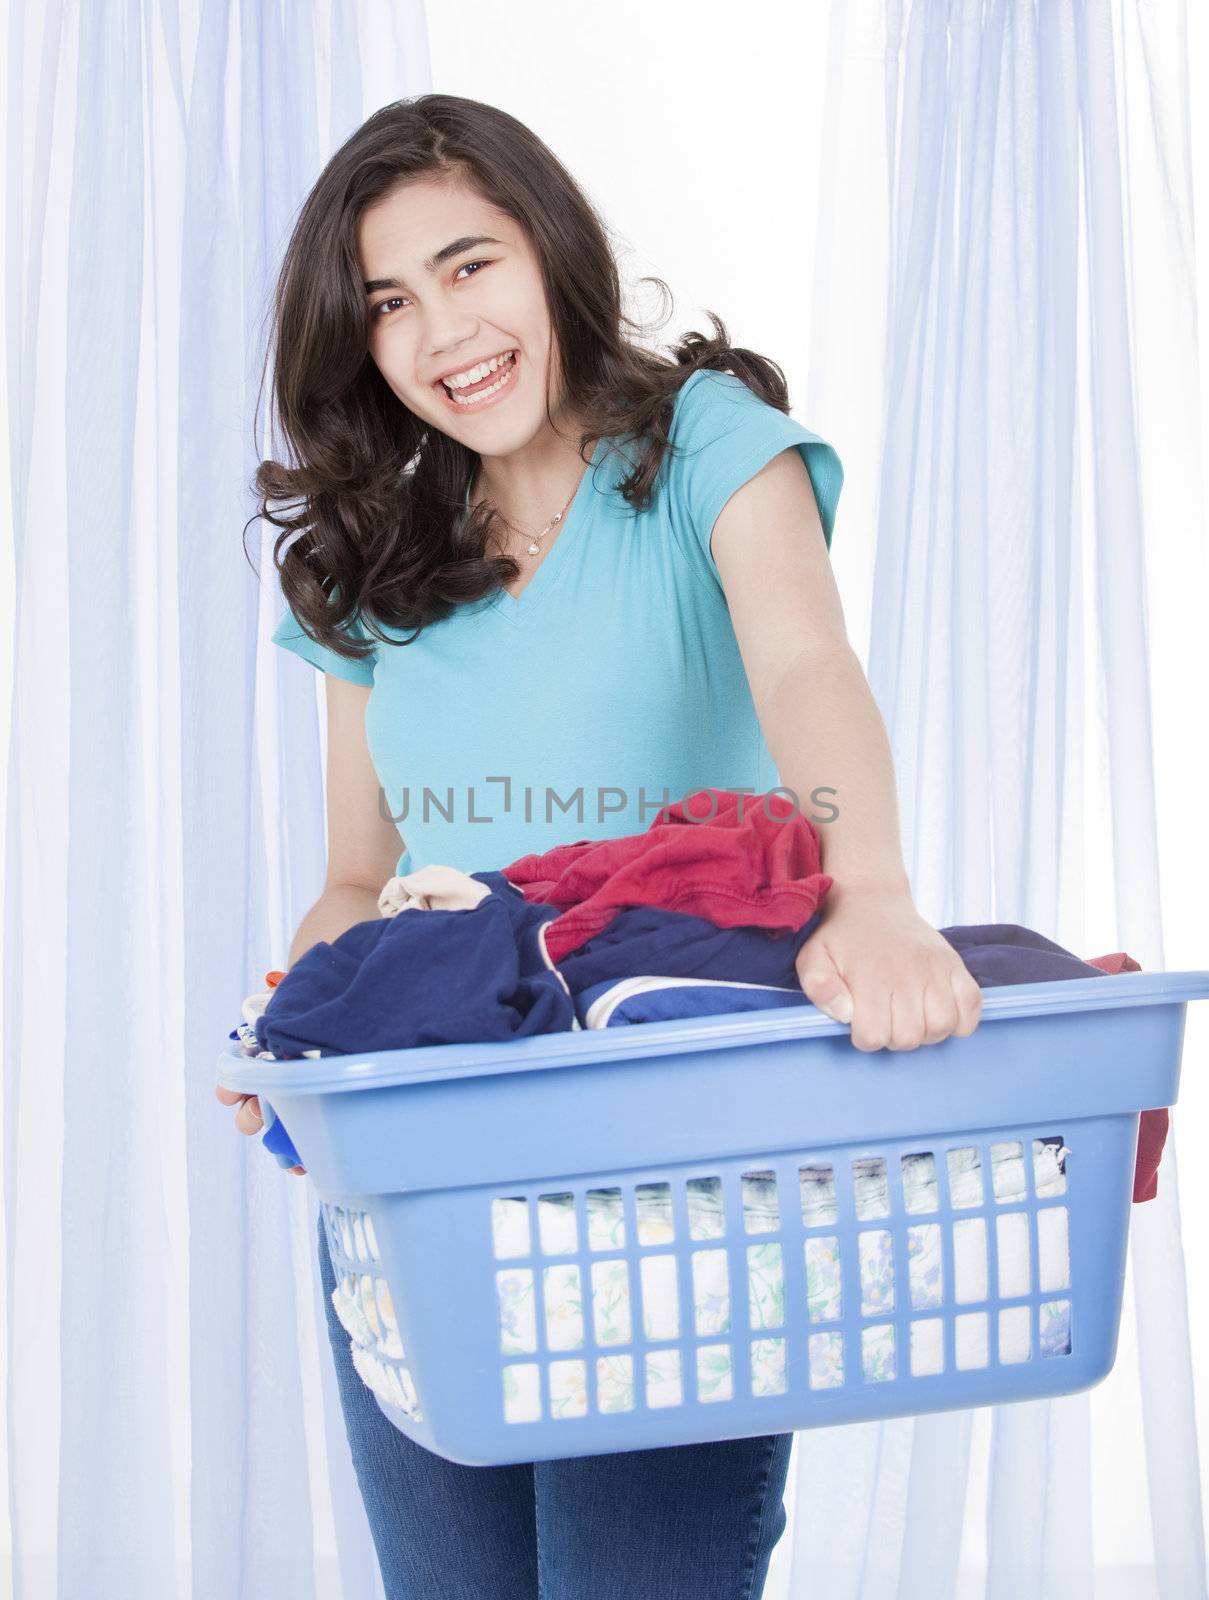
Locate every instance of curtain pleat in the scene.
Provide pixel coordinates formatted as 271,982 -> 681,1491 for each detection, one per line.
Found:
774,2 -> 1205,1596
3,4 -> 428,1594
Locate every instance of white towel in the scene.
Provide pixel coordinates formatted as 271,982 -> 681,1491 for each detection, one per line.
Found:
489,1147 -> 1071,1387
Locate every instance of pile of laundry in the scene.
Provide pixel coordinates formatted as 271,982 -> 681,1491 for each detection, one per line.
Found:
225,787 -> 1168,1202
489,1143 -> 1077,1388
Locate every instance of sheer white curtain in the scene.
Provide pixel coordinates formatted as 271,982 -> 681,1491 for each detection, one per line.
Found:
1,3 -> 427,1595
4,1 -> 1208,1598
767,2 -> 1209,1596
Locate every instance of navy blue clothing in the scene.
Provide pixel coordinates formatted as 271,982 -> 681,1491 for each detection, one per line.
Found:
582,922 -> 1111,1027
938,923 -> 1106,986
255,873 -> 572,1059
556,906 -> 823,993
250,912 -> 1111,1168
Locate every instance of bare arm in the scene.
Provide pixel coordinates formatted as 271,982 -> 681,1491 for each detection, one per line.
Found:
711,448 -> 980,1050
710,447 -> 907,889
218,671 -> 405,1151
285,673 -> 406,966
288,882 -> 384,965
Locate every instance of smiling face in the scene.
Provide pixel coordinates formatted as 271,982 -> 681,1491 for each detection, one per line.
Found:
359,174 -> 564,451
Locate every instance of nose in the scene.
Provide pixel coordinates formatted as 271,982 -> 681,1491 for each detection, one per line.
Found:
428,325 -> 483,370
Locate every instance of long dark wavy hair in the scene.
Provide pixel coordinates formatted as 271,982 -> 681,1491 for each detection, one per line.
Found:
250,93 -> 796,665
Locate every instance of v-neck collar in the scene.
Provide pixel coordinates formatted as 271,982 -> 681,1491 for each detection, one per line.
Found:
472,435 -> 610,628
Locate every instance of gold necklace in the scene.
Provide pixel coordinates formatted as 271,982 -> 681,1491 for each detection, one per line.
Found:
494,469 -> 585,558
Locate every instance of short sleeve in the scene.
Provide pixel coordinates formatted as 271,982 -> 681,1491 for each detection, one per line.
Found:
270,599 -> 377,686
667,369 -> 843,578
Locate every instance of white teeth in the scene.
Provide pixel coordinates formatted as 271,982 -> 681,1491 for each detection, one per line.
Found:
445,363 -> 515,405
442,350 -> 514,390
441,352 -> 517,405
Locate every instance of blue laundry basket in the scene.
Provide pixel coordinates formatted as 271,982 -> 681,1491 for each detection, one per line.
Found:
217,969 -> 1209,1467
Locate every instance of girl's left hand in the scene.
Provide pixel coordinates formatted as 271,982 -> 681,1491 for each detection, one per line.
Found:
795,880 -> 982,1052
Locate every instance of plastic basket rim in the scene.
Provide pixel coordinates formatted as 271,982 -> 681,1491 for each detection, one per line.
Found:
217,967 -> 1209,1098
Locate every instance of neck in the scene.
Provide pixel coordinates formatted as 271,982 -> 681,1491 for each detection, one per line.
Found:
470,415 -> 592,529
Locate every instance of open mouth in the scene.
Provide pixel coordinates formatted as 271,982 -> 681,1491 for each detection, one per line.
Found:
436,350 -> 519,410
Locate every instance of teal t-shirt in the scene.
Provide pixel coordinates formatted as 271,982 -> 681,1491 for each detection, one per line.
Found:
271,368 -> 843,879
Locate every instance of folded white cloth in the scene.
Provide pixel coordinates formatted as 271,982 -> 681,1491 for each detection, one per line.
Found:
378,865 -> 492,917
240,988 -> 273,1027
331,1265 -> 425,1421
233,989 -> 323,1063
489,1142 -> 1072,1413
350,1343 -> 423,1421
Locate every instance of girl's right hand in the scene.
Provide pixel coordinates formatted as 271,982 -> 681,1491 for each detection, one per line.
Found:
214,1084 -> 307,1175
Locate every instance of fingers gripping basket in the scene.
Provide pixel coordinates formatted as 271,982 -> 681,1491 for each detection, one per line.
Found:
217,971 -> 1209,1467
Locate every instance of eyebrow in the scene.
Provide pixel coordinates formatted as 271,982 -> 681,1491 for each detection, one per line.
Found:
363,235 -> 505,295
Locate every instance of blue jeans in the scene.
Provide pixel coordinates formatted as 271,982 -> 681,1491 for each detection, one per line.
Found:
317,1213 -> 792,1599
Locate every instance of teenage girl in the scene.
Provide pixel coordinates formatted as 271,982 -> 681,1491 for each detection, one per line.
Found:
217,94 -> 982,1600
